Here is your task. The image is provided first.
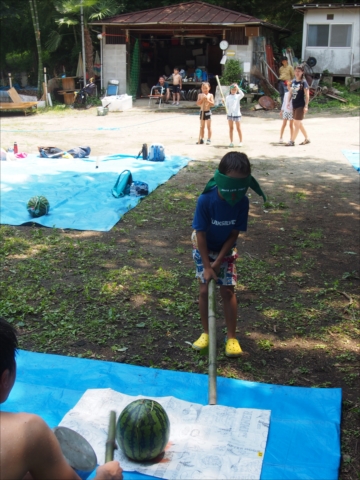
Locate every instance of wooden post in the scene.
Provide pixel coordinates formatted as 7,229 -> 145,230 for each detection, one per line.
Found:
43,67 -> 48,105
208,279 -> 217,405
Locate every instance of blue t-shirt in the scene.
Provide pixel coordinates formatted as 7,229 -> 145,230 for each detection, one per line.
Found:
192,187 -> 249,252
156,82 -> 169,94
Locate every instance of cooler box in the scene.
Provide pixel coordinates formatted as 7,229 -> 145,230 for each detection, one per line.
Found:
101,94 -> 132,112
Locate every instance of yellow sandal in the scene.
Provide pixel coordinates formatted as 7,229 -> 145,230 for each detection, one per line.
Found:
225,338 -> 243,357
192,333 -> 209,350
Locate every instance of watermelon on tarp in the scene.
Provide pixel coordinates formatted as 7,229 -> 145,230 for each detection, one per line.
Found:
116,399 -> 170,462
27,196 -> 50,218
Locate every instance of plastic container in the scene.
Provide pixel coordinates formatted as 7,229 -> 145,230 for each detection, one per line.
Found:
14,142 -> 18,154
102,95 -> 132,112
129,183 -> 137,196
97,107 -> 108,116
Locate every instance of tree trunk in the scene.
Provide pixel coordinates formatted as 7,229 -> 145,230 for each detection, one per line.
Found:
84,27 -> 94,78
29,0 -> 43,97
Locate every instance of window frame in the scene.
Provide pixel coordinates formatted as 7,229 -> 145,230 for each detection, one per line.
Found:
306,23 -> 353,48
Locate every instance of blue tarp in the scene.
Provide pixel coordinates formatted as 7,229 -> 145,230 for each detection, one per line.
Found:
0,154 -> 190,231
6,350 -> 342,480
342,150 -> 360,173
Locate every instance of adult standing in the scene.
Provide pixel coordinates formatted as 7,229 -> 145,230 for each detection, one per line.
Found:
286,65 -> 310,147
278,56 -> 295,105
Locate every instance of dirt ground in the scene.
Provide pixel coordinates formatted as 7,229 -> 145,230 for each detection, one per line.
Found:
1,103 -> 360,478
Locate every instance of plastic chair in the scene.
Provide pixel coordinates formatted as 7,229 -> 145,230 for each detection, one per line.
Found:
106,80 -> 119,96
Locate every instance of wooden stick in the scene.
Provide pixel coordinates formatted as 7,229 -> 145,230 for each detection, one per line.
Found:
105,411 -> 117,463
215,75 -> 228,114
208,279 -> 217,405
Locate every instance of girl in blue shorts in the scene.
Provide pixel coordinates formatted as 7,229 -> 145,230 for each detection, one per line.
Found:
225,84 -> 245,148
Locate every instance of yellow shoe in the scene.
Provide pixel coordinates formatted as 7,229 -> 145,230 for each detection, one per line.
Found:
192,333 -> 209,350
225,338 -> 243,357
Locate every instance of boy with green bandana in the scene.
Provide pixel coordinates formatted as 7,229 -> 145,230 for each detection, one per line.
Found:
191,152 -> 266,357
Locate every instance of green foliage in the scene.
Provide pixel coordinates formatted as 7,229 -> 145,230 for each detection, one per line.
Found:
220,59 -> 243,85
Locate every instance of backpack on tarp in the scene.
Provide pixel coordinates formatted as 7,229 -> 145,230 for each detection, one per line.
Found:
148,144 -> 165,162
111,170 -> 149,198
112,170 -> 132,198
130,181 -> 149,197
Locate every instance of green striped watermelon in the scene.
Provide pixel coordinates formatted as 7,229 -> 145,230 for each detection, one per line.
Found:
27,196 -> 50,218
116,399 -> 170,462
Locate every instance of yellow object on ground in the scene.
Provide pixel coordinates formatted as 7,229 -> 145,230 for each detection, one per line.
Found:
192,333 -> 209,350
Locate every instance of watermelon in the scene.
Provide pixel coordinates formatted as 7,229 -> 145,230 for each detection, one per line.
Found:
116,399 -> 170,462
27,196 -> 50,218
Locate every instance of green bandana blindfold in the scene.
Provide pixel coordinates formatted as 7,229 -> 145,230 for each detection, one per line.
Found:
203,170 -> 266,206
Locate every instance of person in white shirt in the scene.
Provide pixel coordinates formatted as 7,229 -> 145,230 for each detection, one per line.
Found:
279,82 -> 293,143
225,84 -> 245,148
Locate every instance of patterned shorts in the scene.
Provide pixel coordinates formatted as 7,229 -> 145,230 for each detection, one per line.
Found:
282,111 -> 293,120
227,115 -> 241,122
191,231 -> 238,285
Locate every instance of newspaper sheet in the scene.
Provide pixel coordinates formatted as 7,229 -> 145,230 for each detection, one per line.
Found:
60,388 -> 270,480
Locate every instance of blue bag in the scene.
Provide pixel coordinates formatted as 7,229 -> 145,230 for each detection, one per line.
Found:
148,144 -> 165,162
111,170 -> 132,198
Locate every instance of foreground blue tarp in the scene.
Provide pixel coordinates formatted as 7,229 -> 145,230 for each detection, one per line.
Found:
0,154 -> 190,231
5,350 -> 341,479
342,150 -> 360,172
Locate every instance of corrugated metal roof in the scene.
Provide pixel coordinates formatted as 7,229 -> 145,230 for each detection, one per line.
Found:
293,3 -> 359,10
91,1 -> 266,26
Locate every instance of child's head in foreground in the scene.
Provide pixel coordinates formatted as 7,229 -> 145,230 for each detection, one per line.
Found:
229,83 -> 238,94
0,317 -> 18,377
174,67 -> 179,73
218,152 -> 251,178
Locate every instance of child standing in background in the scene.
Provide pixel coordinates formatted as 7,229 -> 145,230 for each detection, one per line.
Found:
171,67 -> 182,106
225,84 -> 245,148
196,82 -> 214,145
279,82 -> 293,143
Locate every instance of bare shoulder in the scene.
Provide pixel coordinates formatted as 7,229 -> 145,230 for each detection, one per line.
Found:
0,412 -> 49,479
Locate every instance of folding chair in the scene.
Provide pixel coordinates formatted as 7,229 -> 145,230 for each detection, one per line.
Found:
148,85 -> 164,108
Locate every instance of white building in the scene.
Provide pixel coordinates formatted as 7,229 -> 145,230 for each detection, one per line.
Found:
293,3 -> 360,77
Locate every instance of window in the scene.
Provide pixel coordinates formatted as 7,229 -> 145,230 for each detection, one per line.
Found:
307,24 -> 352,47
327,14 -> 334,20
330,25 -> 352,47
308,25 -> 329,46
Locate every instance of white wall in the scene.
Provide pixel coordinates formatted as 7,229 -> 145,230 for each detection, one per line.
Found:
103,44 -> 127,94
228,38 -> 253,79
302,8 -> 360,75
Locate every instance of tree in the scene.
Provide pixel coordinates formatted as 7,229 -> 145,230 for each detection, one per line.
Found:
47,0 -> 122,77
29,0 -> 43,93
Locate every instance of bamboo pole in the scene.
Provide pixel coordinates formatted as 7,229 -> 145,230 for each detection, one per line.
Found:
29,0 -> 43,96
105,410 -> 117,463
215,75 -> 228,114
208,279 -> 217,405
